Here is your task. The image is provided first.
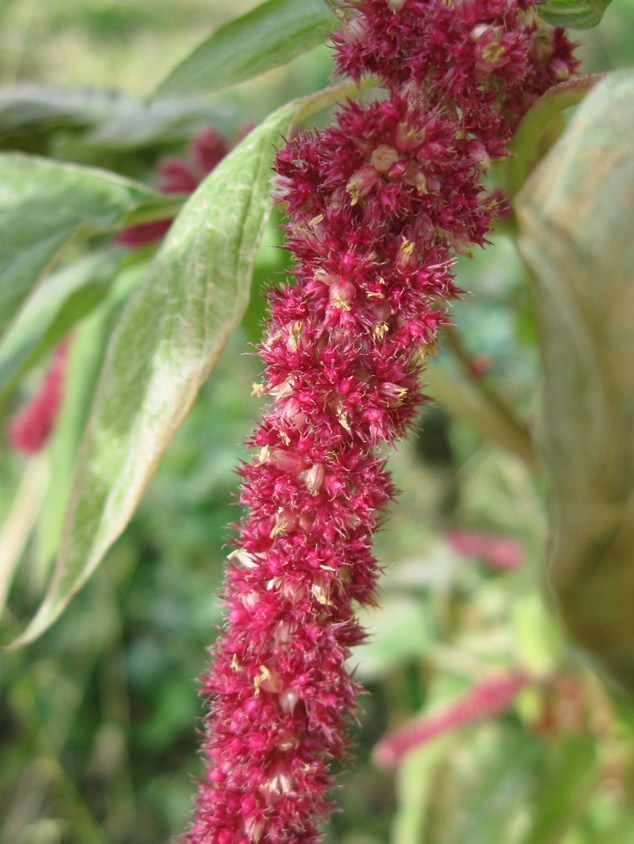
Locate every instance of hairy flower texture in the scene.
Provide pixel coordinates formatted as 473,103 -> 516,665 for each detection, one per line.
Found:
8,339 -> 70,454
116,128 -> 229,248
373,669 -> 531,769
183,3 -> 577,843
333,0 -> 578,155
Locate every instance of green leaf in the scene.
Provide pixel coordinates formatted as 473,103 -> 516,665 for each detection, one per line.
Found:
34,262 -> 146,588
0,251 -> 117,398
503,75 -> 607,200
538,0 -> 612,28
523,737 -> 597,844
10,101 -> 299,648
11,80 -> 375,647
0,86 -> 232,154
0,458 -> 49,619
516,70 -> 634,695
392,738 -> 451,844
0,154 -> 180,341
0,86 -> 133,138
154,0 -> 334,100
79,98 -> 232,152
425,725 -> 544,844
354,595 -> 433,681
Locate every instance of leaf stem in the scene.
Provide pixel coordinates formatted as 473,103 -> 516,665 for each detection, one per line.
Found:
295,75 -> 381,123
427,326 -> 538,468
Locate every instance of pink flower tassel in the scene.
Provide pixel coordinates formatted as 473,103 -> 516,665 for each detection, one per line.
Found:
448,530 -> 523,571
182,2 -> 577,842
8,339 -> 71,454
373,669 -> 530,769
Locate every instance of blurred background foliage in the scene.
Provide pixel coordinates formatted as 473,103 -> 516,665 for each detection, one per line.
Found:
1,1 -> 634,843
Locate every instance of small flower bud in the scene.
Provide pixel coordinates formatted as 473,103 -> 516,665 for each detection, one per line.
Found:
266,760 -> 295,798
245,818 -> 264,842
286,321 -> 305,353
274,620 -> 292,644
346,165 -> 378,205
271,509 -> 298,537
242,591 -> 260,612
329,280 -> 356,311
394,121 -> 424,153
269,447 -> 305,475
468,140 -> 491,171
272,377 -> 294,400
276,728 -> 300,752
396,238 -> 418,271
529,30 -> 555,65
303,463 -> 325,495
401,162 -> 427,194
371,144 -> 400,173
311,571 -> 331,606
279,688 -> 300,715
227,549 -> 259,569
257,665 -> 284,694
549,58 -> 571,81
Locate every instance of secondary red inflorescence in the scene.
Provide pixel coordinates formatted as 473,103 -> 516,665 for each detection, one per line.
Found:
183,2 -> 577,842
8,338 -> 71,454
115,128 -> 229,248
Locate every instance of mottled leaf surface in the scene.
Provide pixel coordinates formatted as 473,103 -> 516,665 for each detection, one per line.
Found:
0,154 -> 178,340
35,263 -> 145,581
516,70 -> 634,694
12,102 -> 299,647
0,251 -> 118,398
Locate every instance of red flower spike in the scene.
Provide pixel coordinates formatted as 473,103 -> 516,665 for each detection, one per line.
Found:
189,129 -> 230,177
8,339 -> 71,454
182,2 -> 577,842
448,529 -> 523,571
373,669 -> 530,769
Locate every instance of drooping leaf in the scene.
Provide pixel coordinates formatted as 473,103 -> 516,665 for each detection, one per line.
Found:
34,262 -> 147,586
0,86 -> 132,138
0,86 -> 234,155
425,724 -> 544,844
10,101 -> 300,647
503,75 -> 607,200
516,70 -> 634,695
0,459 -> 49,619
0,251 -> 118,398
11,80 -> 375,647
523,737 -> 597,844
538,0 -> 612,28
79,99 -> 232,152
0,154 -> 181,341
154,0 -> 334,100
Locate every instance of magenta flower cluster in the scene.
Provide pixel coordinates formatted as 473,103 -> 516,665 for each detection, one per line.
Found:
183,2 -> 577,842
8,338 -> 70,454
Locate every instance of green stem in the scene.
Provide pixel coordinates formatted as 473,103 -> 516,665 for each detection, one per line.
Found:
426,349 -> 537,470
122,198 -> 187,228
295,75 -> 381,123
436,325 -> 538,468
